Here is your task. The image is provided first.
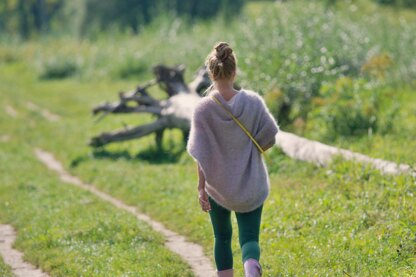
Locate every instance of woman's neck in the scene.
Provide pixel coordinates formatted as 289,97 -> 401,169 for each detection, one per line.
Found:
215,80 -> 237,101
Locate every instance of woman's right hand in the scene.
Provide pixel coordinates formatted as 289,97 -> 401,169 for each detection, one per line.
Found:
198,188 -> 211,212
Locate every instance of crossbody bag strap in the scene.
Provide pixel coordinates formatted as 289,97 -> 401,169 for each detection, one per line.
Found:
212,95 -> 265,155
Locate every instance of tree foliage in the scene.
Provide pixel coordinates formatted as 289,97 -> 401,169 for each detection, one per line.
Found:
0,0 -> 246,38
375,0 -> 416,8
0,0 -> 63,38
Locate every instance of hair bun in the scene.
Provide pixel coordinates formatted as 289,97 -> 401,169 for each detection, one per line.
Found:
205,41 -> 237,81
215,42 -> 233,62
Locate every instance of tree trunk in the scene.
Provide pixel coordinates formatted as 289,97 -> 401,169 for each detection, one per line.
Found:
17,0 -> 30,39
89,65 -> 208,147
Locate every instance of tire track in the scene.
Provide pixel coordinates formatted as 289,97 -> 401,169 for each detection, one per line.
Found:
0,135 -> 11,142
34,148 -> 216,277
26,102 -> 60,122
0,224 -> 49,277
5,106 -> 18,118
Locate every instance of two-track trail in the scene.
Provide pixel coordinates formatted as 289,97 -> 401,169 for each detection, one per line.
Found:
34,148 -> 216,277
26,102 -> 60,122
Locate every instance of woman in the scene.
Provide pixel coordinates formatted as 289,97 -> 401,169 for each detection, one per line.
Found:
187,42 -> 279,277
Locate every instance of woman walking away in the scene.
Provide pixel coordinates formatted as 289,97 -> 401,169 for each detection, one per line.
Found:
187,42 -> 279,277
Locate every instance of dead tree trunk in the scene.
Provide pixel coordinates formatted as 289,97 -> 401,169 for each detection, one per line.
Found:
89,64 -> 210,148
276,131 -> 415,176
89,65 -> 415,177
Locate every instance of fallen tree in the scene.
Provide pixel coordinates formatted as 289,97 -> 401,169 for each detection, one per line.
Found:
89,65 -> 415,177
89,65 -> 210,148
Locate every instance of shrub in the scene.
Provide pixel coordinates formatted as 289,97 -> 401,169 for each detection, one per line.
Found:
111,54 -> 148,79
39,57 -> 79,80
264,88 -> 290,126
361,53 -> 393,80
0,46 -> 18,63
308,77 -> 398,139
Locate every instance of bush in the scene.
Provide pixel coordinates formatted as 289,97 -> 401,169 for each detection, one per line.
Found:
111,54 -> 148,79
0,46 -> 18,63
39,57 -> 79,80
361,53 -> 393,80
308,77 -> 398,139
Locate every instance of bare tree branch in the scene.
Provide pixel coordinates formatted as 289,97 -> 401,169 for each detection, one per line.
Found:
89,118 -> 168,147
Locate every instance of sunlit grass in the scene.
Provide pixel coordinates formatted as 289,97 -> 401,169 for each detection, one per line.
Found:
0,258 -> 13,277
1,58 -> 415,275
0,67 -> 193,276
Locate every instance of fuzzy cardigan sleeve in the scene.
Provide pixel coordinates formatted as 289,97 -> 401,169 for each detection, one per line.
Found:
187,100 -> 210,164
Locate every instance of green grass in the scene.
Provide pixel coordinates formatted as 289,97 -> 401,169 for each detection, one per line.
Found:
1,57 -> 415,275
0,71 -> 193,276
0,258 -> 14,277
0,148 -> 193,276
305,85 -> 416,165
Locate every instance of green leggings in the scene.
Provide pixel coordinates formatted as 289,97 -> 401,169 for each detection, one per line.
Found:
208,196 -> 263,271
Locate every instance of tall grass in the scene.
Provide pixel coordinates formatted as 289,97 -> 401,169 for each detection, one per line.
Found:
5,1 -> 414,82
4,1 -> 414,136
0,258 -> 13,277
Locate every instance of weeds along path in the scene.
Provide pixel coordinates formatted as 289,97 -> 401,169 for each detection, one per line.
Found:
34,148 -> 216,277
0,224 -> 49,277
26,102 -> 60,122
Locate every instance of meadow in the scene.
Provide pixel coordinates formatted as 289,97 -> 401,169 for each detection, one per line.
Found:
0,0 -> 415,276
0,259 -> 12,276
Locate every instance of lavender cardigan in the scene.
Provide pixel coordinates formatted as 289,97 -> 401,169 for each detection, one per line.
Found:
187,89 -> 279,212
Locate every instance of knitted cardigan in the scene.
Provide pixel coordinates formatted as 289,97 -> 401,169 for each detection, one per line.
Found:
187,89 -> 279,212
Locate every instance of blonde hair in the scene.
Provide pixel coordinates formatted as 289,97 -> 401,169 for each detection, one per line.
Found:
205,42 -> 237,82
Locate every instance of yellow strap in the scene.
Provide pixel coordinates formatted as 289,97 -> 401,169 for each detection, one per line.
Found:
212,96 -> 271,162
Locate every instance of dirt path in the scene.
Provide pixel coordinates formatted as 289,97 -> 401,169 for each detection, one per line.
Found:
34,148 -> 216,277
0,224 -> 49,277
0,135 -> 11,142
5,106 -> 18,118
26,102 -> 60,122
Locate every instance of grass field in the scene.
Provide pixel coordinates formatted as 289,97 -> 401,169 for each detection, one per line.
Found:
308,84 -> 416,165
0,130 -> 193,276
0,68 -> 193,276
0,258 -> 13,277
1,0 -> 416,276
1,55 -> 415,276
